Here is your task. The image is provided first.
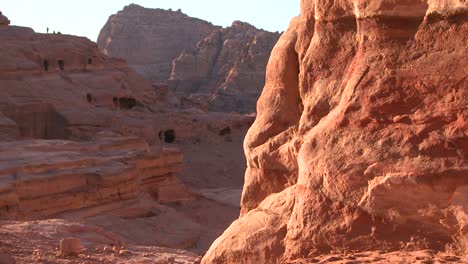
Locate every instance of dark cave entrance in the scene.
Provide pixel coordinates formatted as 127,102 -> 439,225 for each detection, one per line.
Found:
88,58 -> 92,65
119,97 -> 137,110
163,129 -> 176,143
57,60 -> 65,71
219,126 -> 232,136
113,97 -> 119,108
43,60 -> 49,71
86,93 -> 92,103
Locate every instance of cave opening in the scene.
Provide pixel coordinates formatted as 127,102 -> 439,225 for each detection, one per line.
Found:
57,60 -> 65,71
86,93 -> 92,103
119,97 -> 137,110
219,126 -> 232,136
164,129 -> 176,143
43,60 -> 49,71
88,58 -> 92,65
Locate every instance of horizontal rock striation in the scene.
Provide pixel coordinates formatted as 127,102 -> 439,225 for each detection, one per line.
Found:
0,137 -> 189,220
203,0 -> 468,263
97,4 -> 219,81
0,19 -> 174,142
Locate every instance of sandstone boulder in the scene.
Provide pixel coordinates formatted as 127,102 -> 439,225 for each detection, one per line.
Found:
60,237 -> 81,257
203,1 -> 468,263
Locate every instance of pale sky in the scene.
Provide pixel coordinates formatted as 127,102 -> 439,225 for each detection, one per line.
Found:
1,0 -> 299,42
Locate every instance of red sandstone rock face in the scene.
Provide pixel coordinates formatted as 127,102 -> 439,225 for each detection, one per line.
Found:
0,23 -> 164,141
170,21 -> 280,113
97,4 -> 219,81
0,14 -> 251,259
203,0 -> 468,263
0,137 -> 188,220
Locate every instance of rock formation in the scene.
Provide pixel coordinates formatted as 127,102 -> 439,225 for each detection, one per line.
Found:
0,11 -> 252,260
0,218 -> 199,263
0,137 -> 188,219
98,5 -> 280,113
170,21 -> 280,113
0,11 -> 9,26
0,21 -> 163,142
97,4 -> 219,81
202,0 -> 468,263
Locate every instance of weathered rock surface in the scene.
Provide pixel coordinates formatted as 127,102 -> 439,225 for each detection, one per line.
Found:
98,5 -> 279,113
170,21 -> 280,113
0,12 -> 250,258
0,23 -> 167,142
60,237 -> 81,256
0,137 -> 188,219
0,11 -> 9,26
0,219 -> 198,263
203,0 -> 468,263
97,4 -> 219,81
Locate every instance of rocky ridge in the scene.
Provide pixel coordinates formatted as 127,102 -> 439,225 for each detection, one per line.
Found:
202,0 -> 468,263
170,21 -> 280,113
98,5 -> 280,113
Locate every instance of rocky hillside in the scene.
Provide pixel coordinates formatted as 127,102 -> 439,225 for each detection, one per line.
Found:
202,0 -> 468,263
97,4 -> 219,81
98,5 -> 280,113
0,10 -> 253,262
170,21 -> 280,113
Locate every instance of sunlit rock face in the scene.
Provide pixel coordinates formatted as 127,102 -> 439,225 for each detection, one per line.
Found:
202,0 -> 468,263
0,137 -> 188,220
97,4 -> 219,81
98,5 -> 280,114
0,17 -> 166,142
170,21 -> 280,114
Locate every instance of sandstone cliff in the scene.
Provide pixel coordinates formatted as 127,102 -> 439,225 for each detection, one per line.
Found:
98,5 -> 280,113
97,4 -> 219,81
170,21 -> 280,113
0,20 -> 164,141
0,137 -> 188,220
203,1 -> 468,263
0,14 -> 253,258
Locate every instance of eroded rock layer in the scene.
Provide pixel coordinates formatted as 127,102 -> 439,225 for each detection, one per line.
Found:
0,137 -> 188,220
0,13 -> 252,256
97,4 -> 219,81
203,0 -> 468,263
0,21 -> 166,142
170,21 -> 280,113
